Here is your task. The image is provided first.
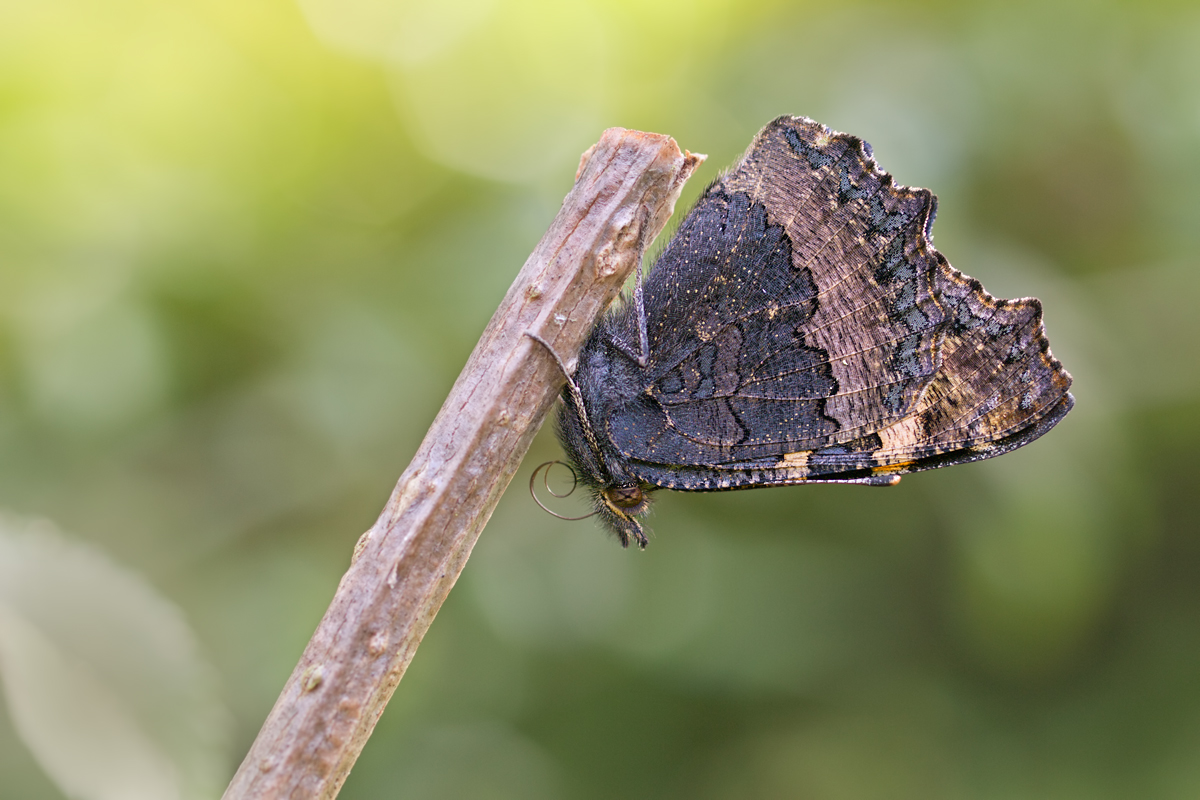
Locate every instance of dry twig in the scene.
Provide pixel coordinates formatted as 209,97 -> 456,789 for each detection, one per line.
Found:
222,128 -> 702,799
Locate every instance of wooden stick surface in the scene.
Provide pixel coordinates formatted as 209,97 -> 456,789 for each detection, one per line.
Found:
222,129 -> 702,799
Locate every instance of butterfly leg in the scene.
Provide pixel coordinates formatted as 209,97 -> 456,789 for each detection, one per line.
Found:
632,214 -> 650,368
525,332 -> 607,468
603,203 -> 654,368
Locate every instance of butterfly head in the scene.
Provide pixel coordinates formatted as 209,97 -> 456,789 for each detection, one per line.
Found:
596,483 -> 651,549
605,484 -> 645,511
552,381 -> 655,548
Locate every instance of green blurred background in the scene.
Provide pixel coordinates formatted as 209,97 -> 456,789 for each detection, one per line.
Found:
1,0 -> 1199,797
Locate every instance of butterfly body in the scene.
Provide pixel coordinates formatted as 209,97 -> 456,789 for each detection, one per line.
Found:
556,116 -> 1074,548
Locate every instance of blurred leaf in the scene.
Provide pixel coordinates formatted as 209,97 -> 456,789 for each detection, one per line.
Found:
386,0 -> 609,182
354,722 -> 562,800
0,515 -> 230,800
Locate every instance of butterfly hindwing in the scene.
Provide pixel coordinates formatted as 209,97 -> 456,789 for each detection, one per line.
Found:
608,189 -> 838,464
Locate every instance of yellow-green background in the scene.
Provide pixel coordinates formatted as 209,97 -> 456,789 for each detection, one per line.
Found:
2,0 -> 1199,796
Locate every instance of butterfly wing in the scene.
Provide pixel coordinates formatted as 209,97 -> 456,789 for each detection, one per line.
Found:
601,116 -> 1073,489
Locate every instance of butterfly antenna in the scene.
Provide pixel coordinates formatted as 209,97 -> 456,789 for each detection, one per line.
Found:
529,461 -> 598,521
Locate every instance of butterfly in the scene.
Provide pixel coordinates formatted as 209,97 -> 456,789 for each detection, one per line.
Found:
548,116 -> 1074,548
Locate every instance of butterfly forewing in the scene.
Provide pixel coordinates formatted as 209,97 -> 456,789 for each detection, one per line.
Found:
555,115 -> 1073,544
596,117 -> 1072,485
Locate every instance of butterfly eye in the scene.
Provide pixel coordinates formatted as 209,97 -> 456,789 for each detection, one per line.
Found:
605,485 -> 644,509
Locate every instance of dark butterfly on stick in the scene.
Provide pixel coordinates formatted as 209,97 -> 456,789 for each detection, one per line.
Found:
537,116 -> 1074,548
